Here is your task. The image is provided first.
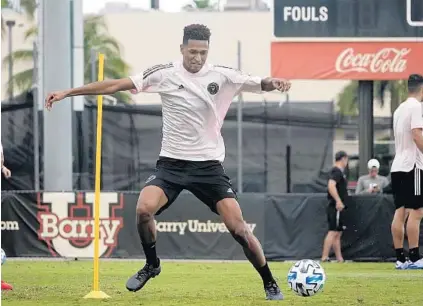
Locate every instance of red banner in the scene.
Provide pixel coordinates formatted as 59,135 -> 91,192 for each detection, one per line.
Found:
271,42 -> 423,80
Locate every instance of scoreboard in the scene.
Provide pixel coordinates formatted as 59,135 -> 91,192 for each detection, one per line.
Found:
273,0 -> 423,38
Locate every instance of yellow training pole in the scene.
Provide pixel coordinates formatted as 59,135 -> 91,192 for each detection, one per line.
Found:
84,53 -> 110,299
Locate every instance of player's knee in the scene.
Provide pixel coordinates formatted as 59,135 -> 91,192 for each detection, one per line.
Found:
136,200 -> 155,223
229,222 -> 251,248
409,209 -> 423,221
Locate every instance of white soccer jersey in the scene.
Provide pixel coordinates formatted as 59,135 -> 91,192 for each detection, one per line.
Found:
391,97 -> 423,172
130,60 -> 263,161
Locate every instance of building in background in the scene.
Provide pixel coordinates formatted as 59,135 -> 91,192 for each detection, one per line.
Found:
0,6 -> 393,161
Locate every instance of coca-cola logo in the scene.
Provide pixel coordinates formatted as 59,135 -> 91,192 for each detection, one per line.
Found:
335,48 -> 410,74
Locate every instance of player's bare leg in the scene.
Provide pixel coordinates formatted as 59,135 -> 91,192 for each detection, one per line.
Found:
333,232 -> 344,262
391,207 -> 408,269
321,231 -> 336,261
406,208 -> 423,269
126,186 -> 168,292
216,198 -> 283,300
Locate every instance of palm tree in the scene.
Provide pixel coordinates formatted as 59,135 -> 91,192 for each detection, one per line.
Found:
2,0 -> 35,38
194,0 -> 212,9
1,0 -> 11,37
337,80 -> 407,116
2,5 -> 132,102
183,0 -> 217,11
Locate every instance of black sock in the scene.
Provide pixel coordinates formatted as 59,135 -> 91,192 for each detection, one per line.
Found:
409,247 -> 421,263
257,263 -> 274,285
395,248 -> 406,263
142,242 -> 159,267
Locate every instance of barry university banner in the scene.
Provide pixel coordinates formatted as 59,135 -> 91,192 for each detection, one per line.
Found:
271,42 -> 423,80
2,192 -> 422,260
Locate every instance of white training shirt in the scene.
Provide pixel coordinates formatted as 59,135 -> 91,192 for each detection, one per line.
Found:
130,60 -> 263,161
391,97 -> 423,172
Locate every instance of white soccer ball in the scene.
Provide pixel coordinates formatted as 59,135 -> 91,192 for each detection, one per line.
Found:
287,259 -> 326,297
1,249 -> 6,265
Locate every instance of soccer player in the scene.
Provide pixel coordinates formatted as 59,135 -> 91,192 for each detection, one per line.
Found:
45,24 -> 291,300
321,151 -> 348,263
390,74 -> 423,270
1,142 -> 13,291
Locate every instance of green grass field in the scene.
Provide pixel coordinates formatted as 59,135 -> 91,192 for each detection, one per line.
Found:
1,260 -> 422,305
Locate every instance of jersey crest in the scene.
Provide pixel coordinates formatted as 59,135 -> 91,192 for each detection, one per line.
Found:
207,82 -> 219,95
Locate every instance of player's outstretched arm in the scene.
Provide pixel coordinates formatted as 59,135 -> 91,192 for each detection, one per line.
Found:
45,78 -> 135,110
216,66 -> 291,94
261,77 -> 291,92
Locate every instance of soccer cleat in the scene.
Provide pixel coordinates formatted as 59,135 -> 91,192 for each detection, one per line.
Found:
407,258 -> 423,270
264,281 -> 284,300
395,260 -> 409,270
126,259 -> 161,292
1,280 -> 13,291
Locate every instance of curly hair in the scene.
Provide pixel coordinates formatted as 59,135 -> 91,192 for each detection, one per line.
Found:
182,24 -> 211,44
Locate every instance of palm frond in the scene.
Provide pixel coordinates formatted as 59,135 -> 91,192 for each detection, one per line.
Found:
1,17 -> 5,39
113,91 -> 132,103
337,81 -> 358,115
194,0 -> 212,9
103,57 -> 130,74
90,36 -> 121,53
24,25 -> 37,40
84,15 -> 108,29
20,0 -> 37,20
2,49 -> 34,66
6,68 -> 34,94
338,80 -> 408,116
5,12 -> 133,104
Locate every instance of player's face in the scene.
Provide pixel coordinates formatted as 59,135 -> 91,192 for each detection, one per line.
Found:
180,39 -> 209,73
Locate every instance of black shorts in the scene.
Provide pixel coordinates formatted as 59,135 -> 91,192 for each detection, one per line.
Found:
144,157 -> 237,215
391,167 -> 423,210
327,204 -> 345,232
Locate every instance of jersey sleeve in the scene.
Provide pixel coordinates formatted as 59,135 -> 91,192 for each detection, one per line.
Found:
411,103 -> 423,130
328,168 -> 342,184
218,66 -> 262,93
129,63 -> 172,94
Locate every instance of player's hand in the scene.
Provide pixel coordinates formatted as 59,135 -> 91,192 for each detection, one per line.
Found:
271,78 -> 291,92
45,91 -> 67,111
2,166 -> 11,178
335,200 -> 345,211
368,186 -> 375,193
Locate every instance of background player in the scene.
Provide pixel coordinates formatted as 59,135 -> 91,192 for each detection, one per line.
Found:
390,74 -> 423,270
45,24 -> 291,300
321,151 -> 348,263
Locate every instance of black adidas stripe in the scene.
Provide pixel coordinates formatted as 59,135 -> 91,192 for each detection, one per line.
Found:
143,63 -> 172,75
143,63 -> 173,79
214,65 -> 239,71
